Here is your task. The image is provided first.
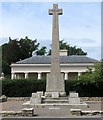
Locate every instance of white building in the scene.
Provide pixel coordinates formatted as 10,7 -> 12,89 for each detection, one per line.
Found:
11,50 -> 97,80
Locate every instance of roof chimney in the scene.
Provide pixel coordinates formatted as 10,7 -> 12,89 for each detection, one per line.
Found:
60,49 -> 68,56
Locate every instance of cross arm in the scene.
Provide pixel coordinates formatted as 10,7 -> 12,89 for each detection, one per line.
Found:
49,9 -> 53,15
49,9 -> 63,15
58,9 -> 63,15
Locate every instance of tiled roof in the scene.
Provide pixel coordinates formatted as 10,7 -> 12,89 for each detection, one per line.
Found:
16,55 -> 98,64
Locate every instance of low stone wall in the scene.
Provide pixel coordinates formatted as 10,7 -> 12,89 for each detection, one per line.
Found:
7,97 -> 102,101
1,109 -> 103,117
80,97 -> 102,101
0,111 -> 22,117
7,97 -> 30,101
1,109 -> 37,117
22,108 -> 34,116
71,109 -> 103,116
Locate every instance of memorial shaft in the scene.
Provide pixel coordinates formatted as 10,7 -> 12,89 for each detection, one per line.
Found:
50,4 -> 62,73
46,4 -> 65,95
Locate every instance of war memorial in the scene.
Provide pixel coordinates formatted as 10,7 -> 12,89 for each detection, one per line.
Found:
1,4 -> 102,119
22,4 -> 88,114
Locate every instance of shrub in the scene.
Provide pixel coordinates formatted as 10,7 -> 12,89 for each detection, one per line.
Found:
1,78 -> 103,97
65,80 -> 77,95
2,78 -> 46,97
65,79 -> 103,97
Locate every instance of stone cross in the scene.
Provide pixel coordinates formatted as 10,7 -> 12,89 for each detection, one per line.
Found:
46,4 -> 65,97
49,4 -> 62,60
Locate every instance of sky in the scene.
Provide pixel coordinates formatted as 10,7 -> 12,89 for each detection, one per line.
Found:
0,2 -> 101,60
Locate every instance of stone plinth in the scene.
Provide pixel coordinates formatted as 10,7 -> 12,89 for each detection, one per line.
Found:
70,93 -> 79,98
30,93 -> 41,105
37,91 -> 44,96
69,92 -> 80,104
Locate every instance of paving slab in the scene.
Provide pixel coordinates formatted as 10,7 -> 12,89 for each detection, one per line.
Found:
0,100 -> 102,117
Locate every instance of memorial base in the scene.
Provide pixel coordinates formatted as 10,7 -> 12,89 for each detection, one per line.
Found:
45,91 -> 66,98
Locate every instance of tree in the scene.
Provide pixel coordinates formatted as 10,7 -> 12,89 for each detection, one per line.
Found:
2,36 -> 40,75
2,38 -> 21,75
47,49 -> 51,56
72,62 -> 103,97
2,38 -> 87,75
79,62 -> 103,82
48,40 -> 87,55
36,46 -> 47,55
60,40 -> 87,55
19,36 -> 39,59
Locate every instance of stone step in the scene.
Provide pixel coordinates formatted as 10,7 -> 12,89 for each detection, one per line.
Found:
58,97 -> 68,100
45,97 -> 68,100
45,99 -> 69,103
45,97 -> 69,103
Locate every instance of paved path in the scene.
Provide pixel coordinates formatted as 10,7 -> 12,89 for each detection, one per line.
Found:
1,117 -> 102,120
0,100 -> 102,118
1,100 -> 24,111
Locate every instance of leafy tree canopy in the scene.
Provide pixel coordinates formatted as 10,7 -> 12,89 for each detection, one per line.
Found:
2,37 -> 87,75
48,40 -> 87,55
36,46 -> 47,55
2,36 -> 43,75
79,62 -> 103,82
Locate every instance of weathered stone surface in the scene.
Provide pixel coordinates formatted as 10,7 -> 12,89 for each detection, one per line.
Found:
46,4 -> 65,96
51,92 -> 59,99
69,92 -> 80,104
69,97 -> 80,104
37,91 -> 44,96
37,91 -> 45,103
71,110 -> 103,116
30,93 -> 41,104
91,110 -> 100,115
69,93 -> 79,98
7,97 -> 101,101
7,97 -> 30,101
71,109 -> 103,116
32,93 -> 40,98
70,109 -> 81,116
22,108 -> 34,116
1,111 -> 22,117
0,95 -> 7,102
80,97 -> 101,101
81,110 -> 92,116
0,72 -> 4,80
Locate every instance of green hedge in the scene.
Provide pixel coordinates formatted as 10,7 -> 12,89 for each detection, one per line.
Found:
1,78 -> 103,97
65,79 -> 103,97
2,79 -> 46,97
